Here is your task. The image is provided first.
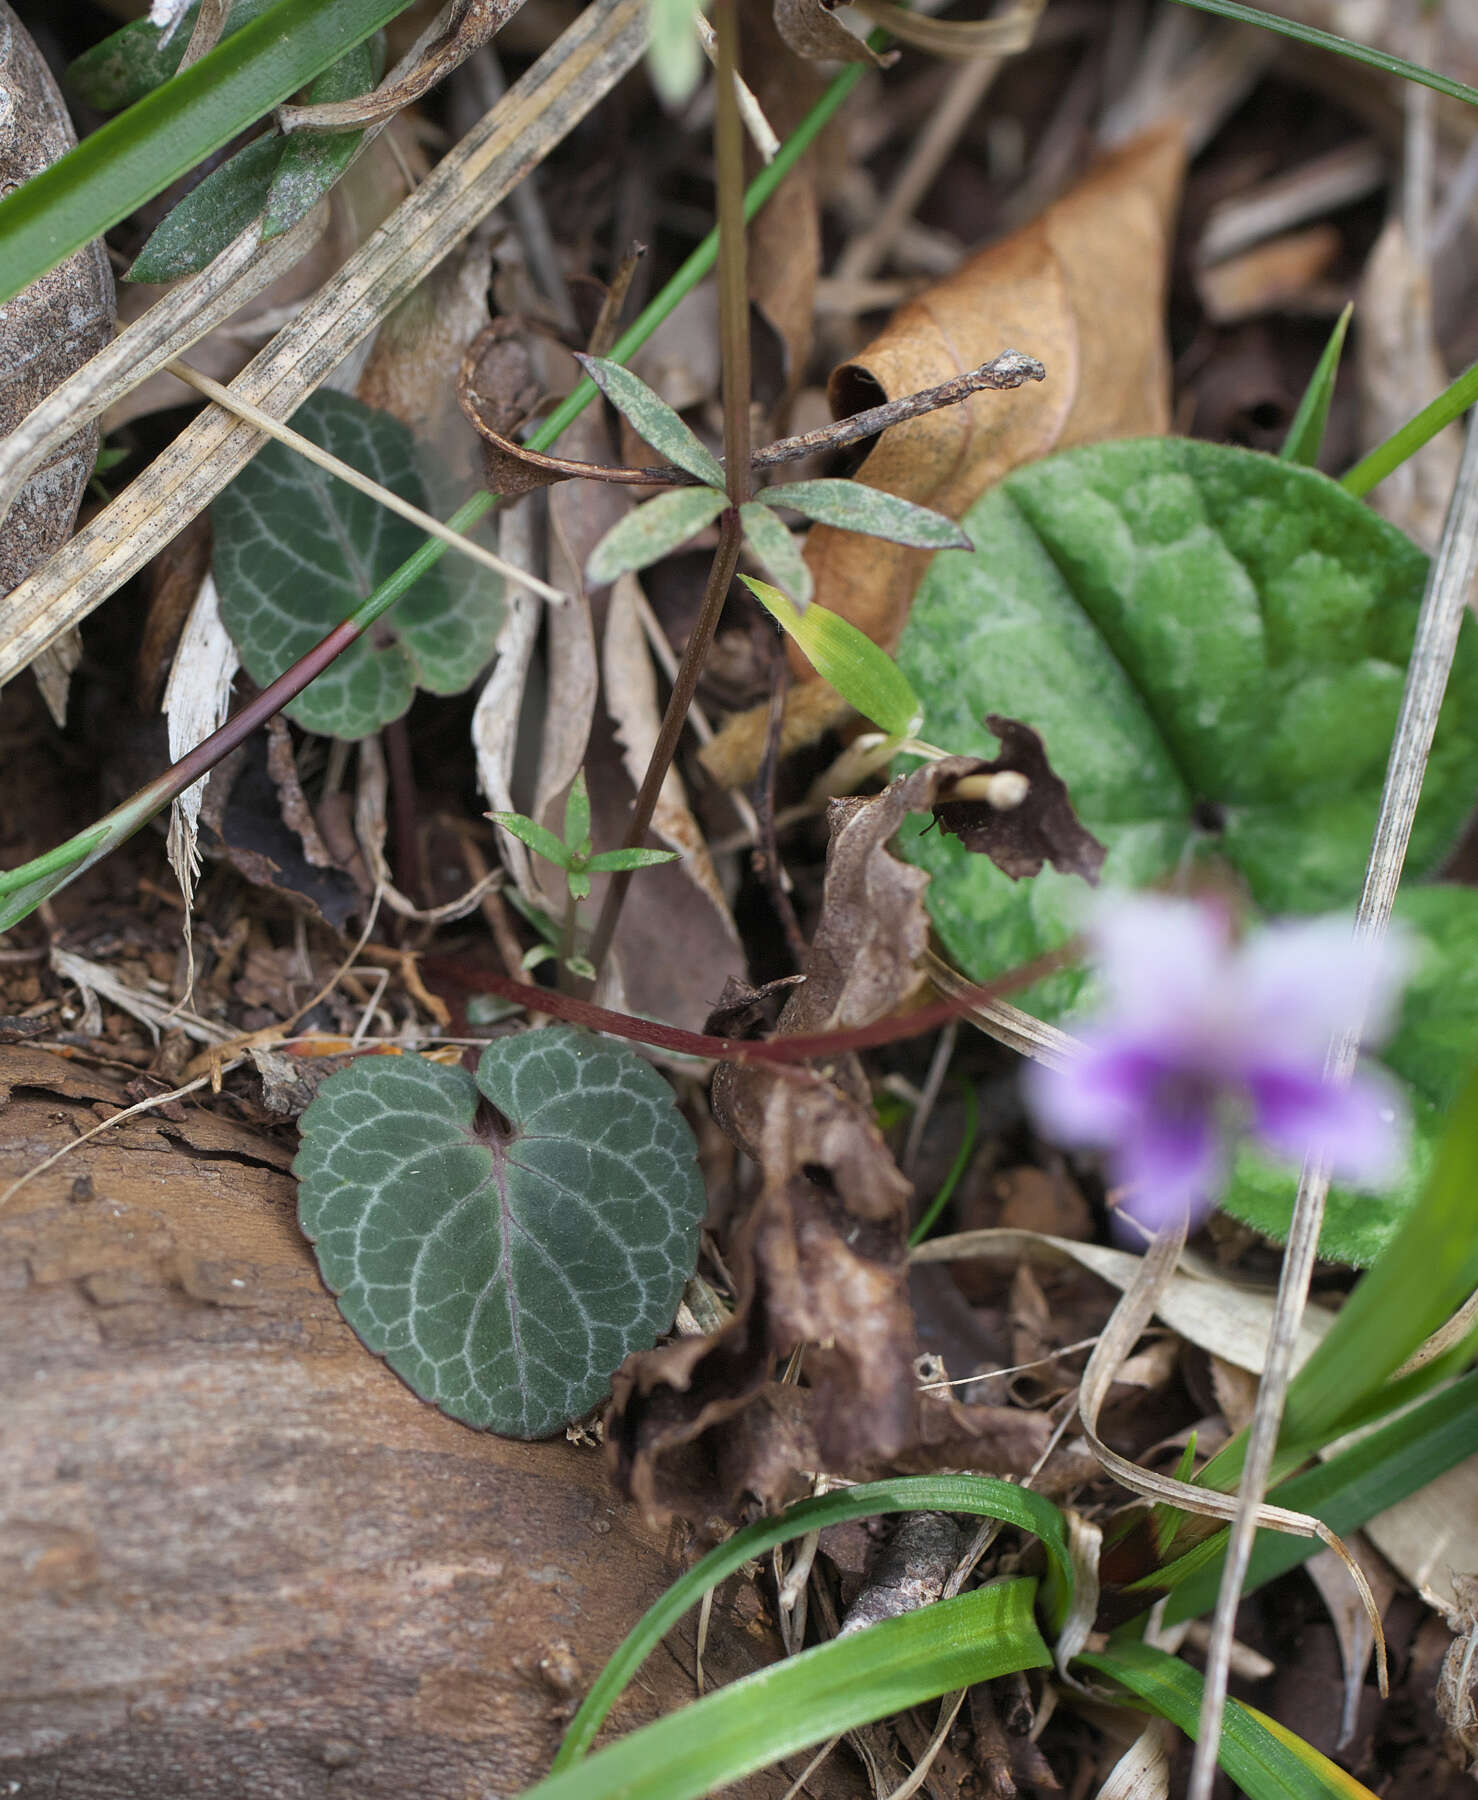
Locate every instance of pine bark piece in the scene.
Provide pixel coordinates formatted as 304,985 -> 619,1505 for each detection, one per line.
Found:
0,1046 -> 825,1798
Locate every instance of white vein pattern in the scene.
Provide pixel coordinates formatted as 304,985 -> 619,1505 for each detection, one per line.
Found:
295,1028 -> 704,1437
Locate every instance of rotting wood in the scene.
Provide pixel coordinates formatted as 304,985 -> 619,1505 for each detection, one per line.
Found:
0,0 -> 649,692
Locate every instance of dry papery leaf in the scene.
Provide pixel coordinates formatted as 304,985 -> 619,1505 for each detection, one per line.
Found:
702,124 -> 1185,785
0,1045 -> 855,1800
0,1 -> 114,728
608,768 -> 1054,1522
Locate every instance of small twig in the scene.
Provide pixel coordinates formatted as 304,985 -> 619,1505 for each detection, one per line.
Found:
751,351 -> 1045,470
752,627 -> 809,970
1188,408 -> 1478,1799
164,359 -> 567,603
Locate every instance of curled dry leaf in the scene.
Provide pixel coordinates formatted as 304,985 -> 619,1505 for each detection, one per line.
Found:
930,716 -> 1107,883
607,770 -> 1049,1520
0,2 -> 114,722
772,0 -> 895,69
702,125 -> 1185,784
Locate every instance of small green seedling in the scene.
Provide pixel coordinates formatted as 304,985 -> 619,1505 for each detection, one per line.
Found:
491,771 -> 678,904
578,356 -> 971,603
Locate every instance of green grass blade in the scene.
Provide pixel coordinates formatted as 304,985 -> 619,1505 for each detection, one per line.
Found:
552,1474 -> 1072,1771
1167,0 -> 1478,110
0,0 -> 414,309
1079,1640 -> 1377,1798
1342,357 -> 1478,497
1149,1369 -> 1478,1616
740,574 -> 922,736
1281,303 -> 1351,466
529,1577 -> 1049,1800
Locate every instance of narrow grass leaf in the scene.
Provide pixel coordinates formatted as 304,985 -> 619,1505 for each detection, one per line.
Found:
1342,357 -> 1478,498
761,478 -> 972,549
741,574 -> 921,736
533,1579 -> 1048,1800
554,1472 -> 1073,1769
586,486 -> 728,584
0,0 -> 413,310
1281,303 -> 1351,466
1079,1641 -> 1378,1799
577,355 -> 726,487
739,499 -> 813,603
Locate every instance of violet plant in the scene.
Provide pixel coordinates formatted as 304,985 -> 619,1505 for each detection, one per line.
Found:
1025,894 -> 1412,1236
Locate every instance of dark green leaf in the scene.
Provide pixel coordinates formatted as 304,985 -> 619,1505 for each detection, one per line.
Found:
128,133 -> 283,284
1280,302 -> 1350,466
67,0 -> 280,112
761,478 -> 972,549
577,355 -> 725,487
0,0 -> 413,310
294,1026 -> 706,1438
563,772 -> 591,858
212,389 -> 502,739
586,486 -> 728,585
895,438 -> 1478,1260
262,34 -> 384,239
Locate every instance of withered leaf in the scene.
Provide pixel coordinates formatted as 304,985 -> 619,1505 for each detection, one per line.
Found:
929,715 -> 1106,883
773,0 -> 896,68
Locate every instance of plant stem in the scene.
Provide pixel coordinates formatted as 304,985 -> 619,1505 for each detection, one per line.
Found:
586,0 -> 754,974
0,50 -> 870,929
1341,356 -> 1478,497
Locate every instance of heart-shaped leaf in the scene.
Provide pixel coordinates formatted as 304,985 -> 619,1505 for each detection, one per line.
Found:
586,484 -> 728,585
213,389 -> 502,739
761,479 -> 972,550
295,1026 -> 706,1438
894,438 -> 1478,1261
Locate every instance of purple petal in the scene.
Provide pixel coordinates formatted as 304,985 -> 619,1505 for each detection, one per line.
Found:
1089,893 -> 1230,1036
1024,1034 -> 1167,1147
1113,1105 -> 1226,1235
1235,917 -> 1413,1063
1247,1060 -> 1409,1187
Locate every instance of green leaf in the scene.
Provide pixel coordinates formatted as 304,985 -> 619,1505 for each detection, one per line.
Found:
1079,1640 -> 1373,1798
567,867 -> 591,901
585,486 -> 728,585
563,772 -> 592,858
212,389 -> 502,738
129,133 -> 284,283
294,1026 -> 706,1439
739,500 -> 813,604
646,0 -> 704,105
262,34 -> 384,239
577,355 -> 726,487
587,847 -> 681,872
490,812 -> 572,869
761,478 -> 972,550
532,1578 -> 1048,1800
1280,302 -> 1351,466
894,437 -> 1478,1260
742,575 -> 921,737
555,1472 -> 1074,1770
1343,356 -> 1478,498
67,0 -> 281,112
0,0 -> 414,310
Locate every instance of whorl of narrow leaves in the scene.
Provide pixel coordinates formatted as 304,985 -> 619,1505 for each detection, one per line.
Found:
294,1027 -> 706,1438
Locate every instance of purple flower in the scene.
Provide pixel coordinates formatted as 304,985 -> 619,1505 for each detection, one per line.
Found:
1024,894 -> 1411,1234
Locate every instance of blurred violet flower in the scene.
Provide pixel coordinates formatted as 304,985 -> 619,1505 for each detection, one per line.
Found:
1025,894 -> 1411,1235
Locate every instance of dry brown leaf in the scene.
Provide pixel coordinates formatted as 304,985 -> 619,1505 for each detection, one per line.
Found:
773,0 -> 893,69
930,716 -> 1107,882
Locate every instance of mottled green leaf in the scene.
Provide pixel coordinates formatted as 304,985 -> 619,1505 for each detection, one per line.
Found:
213,389 -> 502,739
563,771 -> 592,858
128,133 -> 284,283
67,0 -> 280,112
761,479 -> 971,549
262,34 -> 384,238
586,485 -> 727,585
740,500 -> 812,604
588,848 -> 680,872
295,1026 -> 706,1438
742,576 -> 920,736
578,355 -> 725,487
894,438 -> 1478,1261
489,812 -> 571,869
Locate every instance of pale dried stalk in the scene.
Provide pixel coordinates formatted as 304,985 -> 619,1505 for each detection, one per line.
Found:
923,947 -> 1077,1068
1188,410 -> 1478,1800
164,358 -> 567,601
0,0 -> 649,689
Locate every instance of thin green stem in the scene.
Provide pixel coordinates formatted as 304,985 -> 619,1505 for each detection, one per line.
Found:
1341,357 -> 1478,496
908,1080 -> 978,1247
0,53 -> 869,930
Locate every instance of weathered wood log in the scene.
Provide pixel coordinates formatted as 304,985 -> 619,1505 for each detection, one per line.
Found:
0,1046 -> 853,1797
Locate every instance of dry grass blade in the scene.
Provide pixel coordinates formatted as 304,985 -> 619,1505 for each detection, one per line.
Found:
0,0 -> 649,689
1188,410 -> 1478,1799
924,947 -> 1077,1068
